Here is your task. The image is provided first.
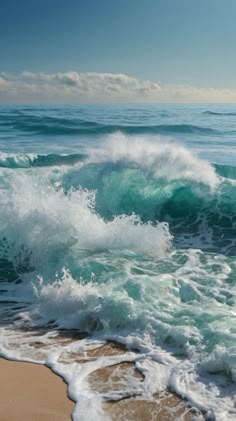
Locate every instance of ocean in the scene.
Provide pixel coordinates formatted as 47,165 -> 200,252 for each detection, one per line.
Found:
0,103 -> 235,420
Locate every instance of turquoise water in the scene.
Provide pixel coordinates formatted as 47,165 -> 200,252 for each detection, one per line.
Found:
0,104 -> 236,420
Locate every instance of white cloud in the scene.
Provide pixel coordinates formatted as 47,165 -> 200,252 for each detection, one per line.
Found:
0,71 -> 236,102
0,76 -> 12,92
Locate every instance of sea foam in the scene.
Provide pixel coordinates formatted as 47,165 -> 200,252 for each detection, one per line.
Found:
0,127 -> 235,420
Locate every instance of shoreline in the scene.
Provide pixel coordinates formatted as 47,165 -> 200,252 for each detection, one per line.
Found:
0,339 -> 201,421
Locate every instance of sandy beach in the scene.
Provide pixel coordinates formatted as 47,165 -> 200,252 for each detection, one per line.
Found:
0,358 -> 74,421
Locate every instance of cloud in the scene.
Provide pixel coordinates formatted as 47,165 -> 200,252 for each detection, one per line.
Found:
0,71 -> 236,102
0,76 -> 12,92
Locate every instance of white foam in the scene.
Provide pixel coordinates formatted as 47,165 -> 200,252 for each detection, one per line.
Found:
0,151 -> 38,167
0,252 -> 236,420
0,170 -> 172,268
86,133 -> 220,190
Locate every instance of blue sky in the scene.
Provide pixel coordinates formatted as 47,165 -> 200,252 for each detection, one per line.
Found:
0,0 -> 236,102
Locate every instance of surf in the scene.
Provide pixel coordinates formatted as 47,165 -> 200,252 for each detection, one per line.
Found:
0,105 -> 235,420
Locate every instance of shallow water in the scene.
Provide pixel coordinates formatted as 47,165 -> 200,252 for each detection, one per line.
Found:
0,104 -> 236,420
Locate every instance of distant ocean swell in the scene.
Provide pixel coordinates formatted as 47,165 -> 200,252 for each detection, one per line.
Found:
0,114 -> 223,135
2,108 -> 236,139
203,110 -> 236,116
0,132 -> 235,419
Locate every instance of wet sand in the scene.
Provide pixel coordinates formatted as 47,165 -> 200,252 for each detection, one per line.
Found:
0,341 -> 201,420
0,358 -> 74,421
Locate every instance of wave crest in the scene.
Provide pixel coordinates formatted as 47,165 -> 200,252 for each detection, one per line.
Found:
87,134 -> 219,190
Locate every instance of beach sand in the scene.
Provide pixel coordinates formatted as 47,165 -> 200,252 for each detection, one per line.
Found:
0,358 -> 74,421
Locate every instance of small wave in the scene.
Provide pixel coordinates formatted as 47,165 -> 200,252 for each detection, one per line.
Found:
215,163 -> 236,180
203,111 -> 236,117
0,114 -> 103,135
0,152 -> 86,168
99,124 -> 218,136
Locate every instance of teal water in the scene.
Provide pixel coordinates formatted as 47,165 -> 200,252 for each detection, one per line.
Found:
0,104 -> 236,420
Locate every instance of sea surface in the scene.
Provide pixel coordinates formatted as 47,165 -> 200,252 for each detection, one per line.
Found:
0,103 -> 236,420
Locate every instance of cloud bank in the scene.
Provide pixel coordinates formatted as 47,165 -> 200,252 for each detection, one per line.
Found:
0,71 -> 236,103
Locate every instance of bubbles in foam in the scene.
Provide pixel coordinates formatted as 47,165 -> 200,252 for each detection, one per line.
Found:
0,167 -> 172,274
29,269 -> 136,331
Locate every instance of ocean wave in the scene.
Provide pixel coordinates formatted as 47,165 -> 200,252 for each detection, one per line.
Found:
0,136 -> 235,420
0,113 -> 219,135
86,134 -> 219,189
203,110 -> 236,116
0,169 -> 172,276
0,137 -> 235,256
62,171 -> 236,255
215,163 -> 236,180
0,135 -> 220,189
0,152 -> 86,168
